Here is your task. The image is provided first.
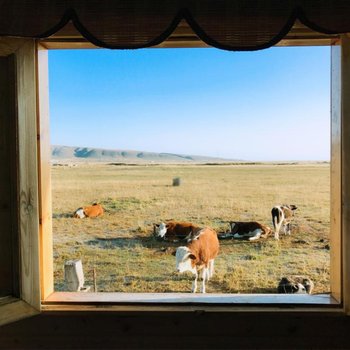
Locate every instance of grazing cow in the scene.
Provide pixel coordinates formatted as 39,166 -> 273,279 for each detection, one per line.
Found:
271,204 -> 297,240
226,221 -> 272,241
174,227 -> 219,293
73,203 -> 104,218
278,276 -> 314,294
153,221 -> 201,242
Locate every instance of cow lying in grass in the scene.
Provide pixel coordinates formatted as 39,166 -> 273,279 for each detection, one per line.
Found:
271,204 -> 298,240
174,227 -> 219,293
153,221 -> 201,242
73,203 -> 104,218
277,276 -> 314,294
219,221 -> 272,241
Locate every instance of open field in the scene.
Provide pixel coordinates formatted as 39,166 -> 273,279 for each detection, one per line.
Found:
52,163 -> 330,294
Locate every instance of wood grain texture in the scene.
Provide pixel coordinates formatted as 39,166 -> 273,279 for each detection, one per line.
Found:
340,35 -> 350,314
0,37 -> 28,57
37,44 -> 53,300
0,299 -> 38,327
1,312 -> 350,349
16,40 -> 41,310
0,56 -> 14,297
331,44 -> 342,304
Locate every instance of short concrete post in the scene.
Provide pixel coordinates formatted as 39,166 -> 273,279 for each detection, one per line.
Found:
64,259 -> 85,292
172,177 -> 181,186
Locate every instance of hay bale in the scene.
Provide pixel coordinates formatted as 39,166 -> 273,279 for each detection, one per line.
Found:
172,177 -> 181,186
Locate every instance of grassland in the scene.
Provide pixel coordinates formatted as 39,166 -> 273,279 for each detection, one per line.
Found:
52,163 -> 330,294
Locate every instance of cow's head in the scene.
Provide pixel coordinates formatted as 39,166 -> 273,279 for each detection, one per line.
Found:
153,222 -> 167,238
73,207 -> 85,219
293,283 -> 307,294
278,277 -> 307,294
174,246 -> 197,274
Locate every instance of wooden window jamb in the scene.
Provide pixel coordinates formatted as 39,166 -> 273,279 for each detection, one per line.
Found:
0,38 -> 41,326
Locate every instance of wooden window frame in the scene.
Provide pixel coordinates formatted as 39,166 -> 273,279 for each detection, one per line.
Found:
1,34 -> 350,324
0,38 -> 41,326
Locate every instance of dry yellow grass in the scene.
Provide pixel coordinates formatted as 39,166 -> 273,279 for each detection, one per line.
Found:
52,163 -> 330,294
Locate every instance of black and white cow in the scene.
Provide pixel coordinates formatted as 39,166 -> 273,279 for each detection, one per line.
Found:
225,221 -> 272,241
277,276 -> 314,294
271,204 -> 297,240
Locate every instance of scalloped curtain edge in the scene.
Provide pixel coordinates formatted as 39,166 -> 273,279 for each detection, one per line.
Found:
0,6 -> 347,51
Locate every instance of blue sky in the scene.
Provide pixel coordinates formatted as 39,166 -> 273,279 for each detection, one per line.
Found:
49,46 -> 330,161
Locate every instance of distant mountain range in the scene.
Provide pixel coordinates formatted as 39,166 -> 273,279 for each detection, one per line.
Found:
51,145 -> 238,164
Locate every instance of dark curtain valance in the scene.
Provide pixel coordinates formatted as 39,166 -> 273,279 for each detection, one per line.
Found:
0,0 -> 350,50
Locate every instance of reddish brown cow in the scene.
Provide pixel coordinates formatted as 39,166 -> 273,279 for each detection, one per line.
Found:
73,203 -> 104,218
174,227 -> 219,293
153,221 -> 201,242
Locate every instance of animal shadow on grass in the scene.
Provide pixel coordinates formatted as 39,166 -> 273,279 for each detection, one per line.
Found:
122,275 -> 187,284
54,282 -> 66,291
241,286 -> 278,294
86,235 -> 156,249
52,212 -> 74,219
218,283 -> 278,294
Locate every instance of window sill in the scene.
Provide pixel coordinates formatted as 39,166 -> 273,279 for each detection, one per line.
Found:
0,298 -> 39,326
42,292 -> 341,312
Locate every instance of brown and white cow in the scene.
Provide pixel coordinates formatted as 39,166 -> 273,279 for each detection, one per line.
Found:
174,227 -> 219,293
271,204 -> 297,240
153,221 -> 201,242
73,203 -> 104,218
227,221 -> 272,241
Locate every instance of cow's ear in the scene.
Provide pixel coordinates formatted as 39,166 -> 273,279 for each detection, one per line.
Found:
291,205 -> 297,210
171,250 -> 177,256
188,254 -> 196,260
154,224 -> 159,228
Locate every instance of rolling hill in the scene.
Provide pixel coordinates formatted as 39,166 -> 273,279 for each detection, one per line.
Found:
51,145 -> 239,164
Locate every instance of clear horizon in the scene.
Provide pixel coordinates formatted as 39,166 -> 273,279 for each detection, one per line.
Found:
49,46 -> 330,162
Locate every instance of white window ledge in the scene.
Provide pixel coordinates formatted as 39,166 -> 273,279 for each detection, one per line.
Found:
42,292 -> 340,312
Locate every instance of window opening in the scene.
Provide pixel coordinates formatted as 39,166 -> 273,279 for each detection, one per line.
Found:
49,47 -> 331,297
